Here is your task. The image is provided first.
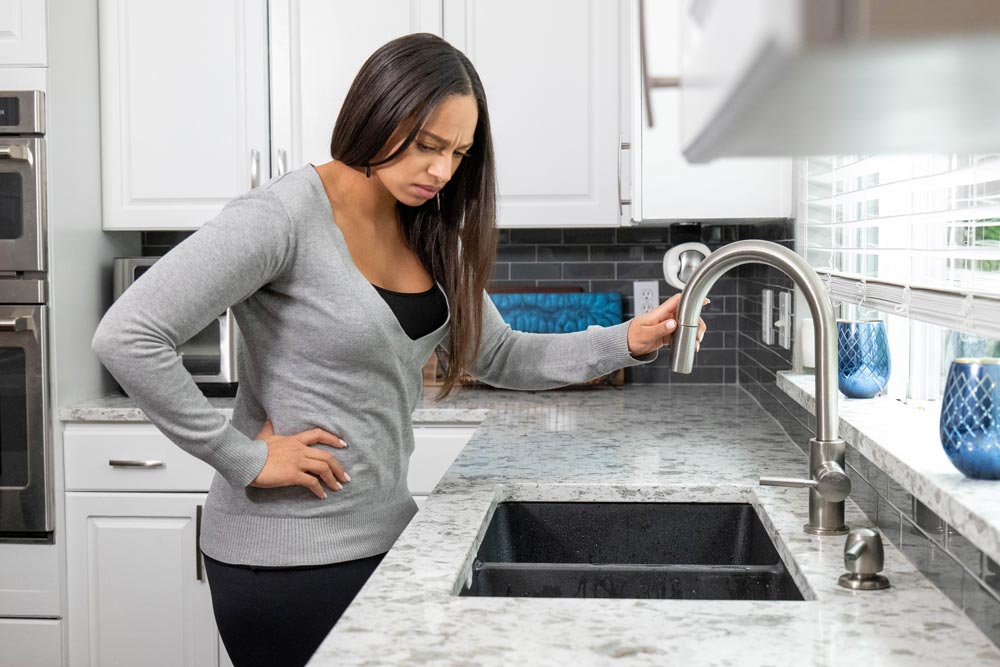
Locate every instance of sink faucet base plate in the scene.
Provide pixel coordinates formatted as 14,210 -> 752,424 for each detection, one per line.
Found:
804,523 -> 850,536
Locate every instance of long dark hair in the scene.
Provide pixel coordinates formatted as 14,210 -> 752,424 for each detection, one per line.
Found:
329,33 -> 497,400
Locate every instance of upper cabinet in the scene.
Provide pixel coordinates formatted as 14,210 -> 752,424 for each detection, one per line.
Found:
679,0 -> 1000,161
443,0 -> 624,227
99,0 -> 270,230
101,1 -> 630,230
268,0 -> 442,176
0,0 -> 46,66
630,0 -> 790,222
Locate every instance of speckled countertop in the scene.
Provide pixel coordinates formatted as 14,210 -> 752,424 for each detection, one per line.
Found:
61,386 -> 1000,665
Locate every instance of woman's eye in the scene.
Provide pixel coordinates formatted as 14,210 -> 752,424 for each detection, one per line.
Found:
454,151 -> 468,159
416,143 -> 435,152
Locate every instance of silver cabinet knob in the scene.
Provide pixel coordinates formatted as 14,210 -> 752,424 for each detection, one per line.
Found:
838,528 -> 890,590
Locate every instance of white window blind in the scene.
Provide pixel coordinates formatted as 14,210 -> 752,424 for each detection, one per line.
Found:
799,154 -> 1000,340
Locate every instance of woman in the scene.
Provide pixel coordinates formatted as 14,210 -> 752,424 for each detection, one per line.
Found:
91,33 -> 704,667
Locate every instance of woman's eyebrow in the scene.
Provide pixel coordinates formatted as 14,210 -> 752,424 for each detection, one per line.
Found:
419,130 -> 473,151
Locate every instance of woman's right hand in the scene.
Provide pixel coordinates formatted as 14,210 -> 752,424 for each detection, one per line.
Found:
249,420 -> 350,499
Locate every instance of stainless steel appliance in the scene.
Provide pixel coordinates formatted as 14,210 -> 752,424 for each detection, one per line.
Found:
0,90 -> 53,540
112,257 -> 241,395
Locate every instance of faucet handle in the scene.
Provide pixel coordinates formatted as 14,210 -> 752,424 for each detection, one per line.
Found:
760,462 -> 851,502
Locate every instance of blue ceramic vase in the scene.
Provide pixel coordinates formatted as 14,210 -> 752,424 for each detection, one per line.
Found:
837,320 -> 891,398
940,358 -> 1000,480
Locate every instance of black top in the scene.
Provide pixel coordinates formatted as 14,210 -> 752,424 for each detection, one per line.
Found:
371,282 -> 449,340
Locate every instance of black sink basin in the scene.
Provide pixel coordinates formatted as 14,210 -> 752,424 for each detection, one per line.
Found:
460,502 -> 804,601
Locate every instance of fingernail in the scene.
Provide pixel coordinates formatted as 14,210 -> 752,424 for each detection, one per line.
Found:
704,298 -> 711,304
340,439 -> 348,448
666,319 -> 677,330
696,342 -> 701,352
334,482 -> 343,491
344,473 -> 352,482
322,492 -> 328,499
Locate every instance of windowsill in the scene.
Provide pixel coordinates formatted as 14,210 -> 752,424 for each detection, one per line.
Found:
777,371 -> 1000,565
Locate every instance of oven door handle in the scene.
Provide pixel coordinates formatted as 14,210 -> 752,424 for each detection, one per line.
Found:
0,144 -> 33,166
0,316 -> 33,331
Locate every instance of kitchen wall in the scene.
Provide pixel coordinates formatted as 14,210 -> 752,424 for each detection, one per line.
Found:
734,220 -> 796,408
144,223 -> 760,385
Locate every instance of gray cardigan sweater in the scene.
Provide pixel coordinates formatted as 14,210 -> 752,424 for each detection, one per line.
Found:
91,165 -> 658,567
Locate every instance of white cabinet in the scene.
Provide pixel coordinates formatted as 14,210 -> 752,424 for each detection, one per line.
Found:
63,423 -> 233,667
0,619 -> 63,667
629,0 -> 790,222
101,1 -> 629,229
65,492 -> 219,667
268,0 -> 442,175
443,0 -> 626,227
63,419 -> 476,665
0,0 -> 46,66
409,424 -> 477,503
99,0 -> 270,230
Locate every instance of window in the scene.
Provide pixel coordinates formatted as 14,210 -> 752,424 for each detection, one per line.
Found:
797,155 -> 1000,401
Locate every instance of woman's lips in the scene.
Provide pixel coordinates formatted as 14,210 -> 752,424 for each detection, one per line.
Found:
413,184 -> 438,198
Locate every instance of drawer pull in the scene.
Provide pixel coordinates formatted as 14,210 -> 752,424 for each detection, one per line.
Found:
196,504 -> 204,582
109,459 -> 165,469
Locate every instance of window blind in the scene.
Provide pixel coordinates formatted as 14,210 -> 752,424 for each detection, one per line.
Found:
799,154 -> 1000,339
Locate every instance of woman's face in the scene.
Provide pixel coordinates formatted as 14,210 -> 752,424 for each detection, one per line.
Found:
374,94 -> 478,207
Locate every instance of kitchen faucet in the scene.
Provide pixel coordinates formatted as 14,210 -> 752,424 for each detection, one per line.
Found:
670,240 -> 850,535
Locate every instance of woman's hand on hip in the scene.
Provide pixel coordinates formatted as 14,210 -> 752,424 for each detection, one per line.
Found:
626,293 -> 708,358
249,420 -> 350,499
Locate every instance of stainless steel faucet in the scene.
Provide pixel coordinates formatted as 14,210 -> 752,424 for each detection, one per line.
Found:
670,240 -> 850,536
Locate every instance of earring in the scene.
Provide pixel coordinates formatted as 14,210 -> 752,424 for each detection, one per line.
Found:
436,192 -> 441,213
365,164 -> 371,178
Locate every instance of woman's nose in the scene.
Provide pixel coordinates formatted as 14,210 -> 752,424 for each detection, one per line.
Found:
428,154 -> 450,181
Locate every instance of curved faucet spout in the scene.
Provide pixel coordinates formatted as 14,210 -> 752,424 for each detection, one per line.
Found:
670,240 -> 849,535
670,240 -> 839,442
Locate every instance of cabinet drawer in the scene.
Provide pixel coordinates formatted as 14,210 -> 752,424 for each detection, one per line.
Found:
0,619 -> 62,667
64,423 -> 217,492
408,426 -> 476,495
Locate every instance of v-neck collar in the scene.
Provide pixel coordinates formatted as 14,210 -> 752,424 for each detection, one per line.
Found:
306,165 -> 451,359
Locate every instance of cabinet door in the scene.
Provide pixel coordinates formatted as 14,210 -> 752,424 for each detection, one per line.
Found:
99,0 -> 270,230
0,0 -> 46,66
66,493 -> 218,667
408,425 -> 476,495
268,0 -> 442,176
631,0 -> 790,221
444,0 -> 624,227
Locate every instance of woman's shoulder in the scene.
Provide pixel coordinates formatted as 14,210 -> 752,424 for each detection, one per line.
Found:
255,165 -> 328,220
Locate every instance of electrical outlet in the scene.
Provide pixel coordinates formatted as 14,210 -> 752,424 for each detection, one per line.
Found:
632,280 -> 660,316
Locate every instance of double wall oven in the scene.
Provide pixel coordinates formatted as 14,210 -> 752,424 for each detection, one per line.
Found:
0,90 -> 52,540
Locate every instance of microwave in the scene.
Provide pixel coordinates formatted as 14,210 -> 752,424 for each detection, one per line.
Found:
112,257 -> 241,396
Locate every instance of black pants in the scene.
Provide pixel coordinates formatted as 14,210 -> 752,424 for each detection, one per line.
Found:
203,551 -> 386,667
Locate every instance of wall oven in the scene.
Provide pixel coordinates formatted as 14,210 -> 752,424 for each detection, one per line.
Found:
0,90 -> 53,540
113,257 -> 241,396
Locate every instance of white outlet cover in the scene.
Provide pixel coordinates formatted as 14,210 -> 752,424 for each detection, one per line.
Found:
632,280 -> 660,315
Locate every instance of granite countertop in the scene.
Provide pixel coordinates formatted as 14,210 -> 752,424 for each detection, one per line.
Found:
61,386 -> 1000,665
778,371 -> 1000,566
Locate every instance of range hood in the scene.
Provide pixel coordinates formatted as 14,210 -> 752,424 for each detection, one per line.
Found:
680,0 -> 1000,162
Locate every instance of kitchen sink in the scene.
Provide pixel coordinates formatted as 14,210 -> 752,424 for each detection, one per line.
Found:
459,502 -> 804,601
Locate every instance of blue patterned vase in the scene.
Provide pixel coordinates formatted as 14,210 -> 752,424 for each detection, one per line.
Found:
940,358 -> 1000,480
837,320 -> 891,398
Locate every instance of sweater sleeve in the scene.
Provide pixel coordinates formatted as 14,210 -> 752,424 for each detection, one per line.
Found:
444,290 -> 659,390
91,188 -> 295,488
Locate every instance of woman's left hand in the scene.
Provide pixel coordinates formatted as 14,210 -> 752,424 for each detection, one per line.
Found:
626,293 -> 708,359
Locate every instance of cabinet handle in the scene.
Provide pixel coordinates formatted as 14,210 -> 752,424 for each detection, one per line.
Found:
250,149 -> 260,189
196,504 -> 204,582
108,459 -> 165,468
277,149 -> 288,176
618,136 -> 631,217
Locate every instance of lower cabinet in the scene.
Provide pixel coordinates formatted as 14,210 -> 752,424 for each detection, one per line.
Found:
0,618 -> 64,667
63,420 -> 477,667
65,492 -> 226,667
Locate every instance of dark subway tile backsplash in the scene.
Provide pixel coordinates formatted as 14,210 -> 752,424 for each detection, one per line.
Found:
143,219 -> 795,385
